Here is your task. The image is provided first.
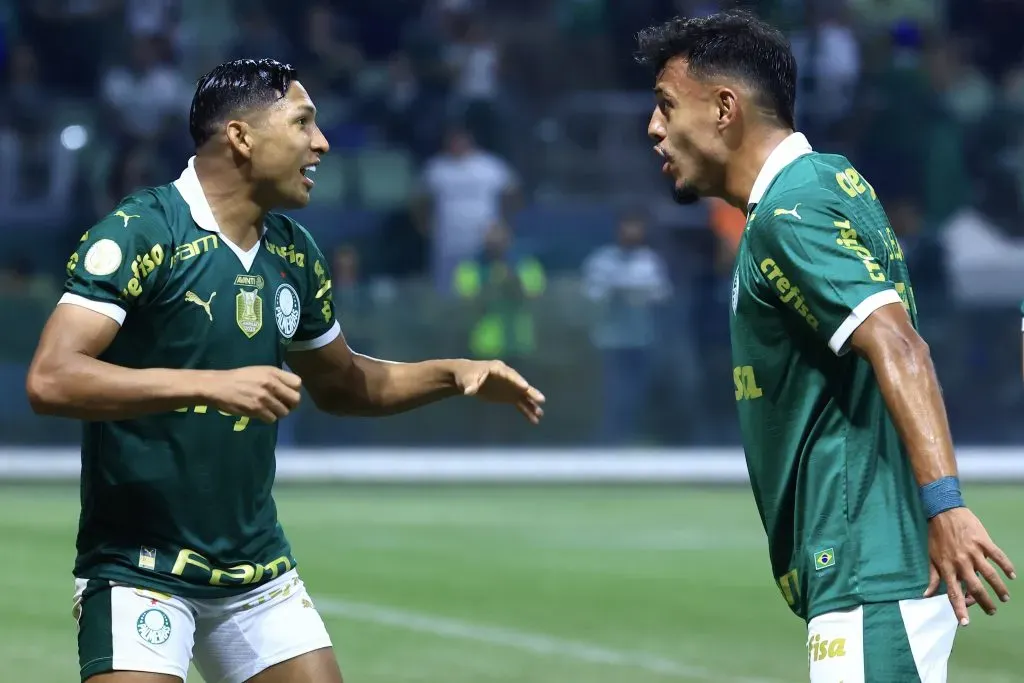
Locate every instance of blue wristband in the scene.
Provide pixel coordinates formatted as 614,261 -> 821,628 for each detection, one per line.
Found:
920,476 -> 965,519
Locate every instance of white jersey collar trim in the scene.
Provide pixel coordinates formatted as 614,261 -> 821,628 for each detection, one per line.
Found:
171,155 -> 268,238
173,156 -> 221,234
747,132 -> 813,208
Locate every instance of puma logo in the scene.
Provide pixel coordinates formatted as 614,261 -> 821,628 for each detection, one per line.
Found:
185,290 -> 216,321
114,210 -> 141,227
773,203 -> 802,220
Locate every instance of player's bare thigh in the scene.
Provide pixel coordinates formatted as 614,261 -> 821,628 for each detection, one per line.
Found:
85,673 -> 182,683
244,646 -> 343,683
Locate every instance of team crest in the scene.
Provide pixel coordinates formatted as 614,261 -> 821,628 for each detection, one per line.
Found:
275,283 -> 300,339
236,289 -> 263,338
233,274 -> 266,339
136,608 -> 172,645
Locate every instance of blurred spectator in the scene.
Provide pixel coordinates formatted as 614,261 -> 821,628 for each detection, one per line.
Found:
2,42 -> 49,129
362,51 -> 448,162
0,259 -> 60,303
19,0 -> 122,96
846,0 -> 941,38
228,2 -> 294,65
453,221 -> 546,360
331,244 -> 376,355
0,43 -> 77,225
296,2 -> 364,96
126,0 -> 181,41
0,0 -> 1022,448
582,213 -> 671,445
444,16 -> 501,149
926,40 -> 994,127
790,2 -> 861,138
100,33 -> 191,143
97,142 -> 167,219
414,126 -> 521,292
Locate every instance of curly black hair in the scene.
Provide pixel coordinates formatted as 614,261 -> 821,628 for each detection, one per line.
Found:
636,9 -> 796,129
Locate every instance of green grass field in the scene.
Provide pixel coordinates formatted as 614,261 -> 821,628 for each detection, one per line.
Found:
3,484 -> 1021,683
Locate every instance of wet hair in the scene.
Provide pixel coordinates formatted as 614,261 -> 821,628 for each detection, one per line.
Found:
635,9 -> 796,129
188,58 -> 299,147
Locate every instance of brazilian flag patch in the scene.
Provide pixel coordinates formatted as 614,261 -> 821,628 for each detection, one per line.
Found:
814,548 -> 836,571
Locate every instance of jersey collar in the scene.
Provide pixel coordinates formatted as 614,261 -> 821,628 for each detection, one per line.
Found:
172,155 -> 267,237
746,132 -> 813,214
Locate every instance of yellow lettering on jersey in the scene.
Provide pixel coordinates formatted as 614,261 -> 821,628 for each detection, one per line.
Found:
171,548 -> 211,576
835,167 -> 876,200
894,282 -> 917,315
233,274 -> 265,289
217,410 -> 250,432
211,563 -> 263,586
121,244 -> 165,300
877,226 -> 905,263
171,234 -> 220,266
733,365 -> 763,401
759,258 -> 820,330
778,568 -> 799,607
171,548 -> 294,587
834,220 -> 886,282
808,633 -> 847,663
313,260 -> 334,320
175,405 -> 250,432
266,240 -> 305,267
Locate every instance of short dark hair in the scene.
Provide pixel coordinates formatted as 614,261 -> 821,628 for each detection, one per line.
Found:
189,58 -> 299,147
635,10 -> 796,129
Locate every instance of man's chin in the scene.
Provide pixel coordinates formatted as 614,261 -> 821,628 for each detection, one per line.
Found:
279,189 -> 312,210
672,182 -> 701,205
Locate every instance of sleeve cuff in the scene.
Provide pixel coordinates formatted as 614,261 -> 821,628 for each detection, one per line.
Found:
828,289 -> 903,356
289,320 -> 341,352
58,292 -> 127,326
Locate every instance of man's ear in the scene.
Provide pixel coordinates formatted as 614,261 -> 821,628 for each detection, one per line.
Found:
226,120 -> 254,160
716,86 -> 739,130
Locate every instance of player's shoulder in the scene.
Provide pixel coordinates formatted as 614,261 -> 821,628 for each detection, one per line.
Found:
759,154 -> 851,211
92,185 -> 178,241
263,213 -> 326,267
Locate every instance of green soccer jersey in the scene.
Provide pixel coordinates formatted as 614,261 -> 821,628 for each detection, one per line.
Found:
60,157 -> 339,598
729,134 -> 930,622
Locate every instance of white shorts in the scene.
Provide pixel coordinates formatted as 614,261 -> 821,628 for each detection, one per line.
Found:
73,569 -> 334,683
806,595 -> 958,682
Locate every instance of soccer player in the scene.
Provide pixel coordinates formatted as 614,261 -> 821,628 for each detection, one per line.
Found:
25,59 -> 544,683
637,11 -> 1015,682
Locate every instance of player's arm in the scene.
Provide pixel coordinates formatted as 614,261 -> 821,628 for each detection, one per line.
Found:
27,211 -> 299,422
851,298 -> 1015,621
285,232 -> 543,421
849,305 -> 956,483
286,335 -> 465,416
27,304 -> 214,419
751,188 -> 1014,623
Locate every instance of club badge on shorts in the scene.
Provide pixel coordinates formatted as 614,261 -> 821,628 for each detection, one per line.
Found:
136,608 -> 172,645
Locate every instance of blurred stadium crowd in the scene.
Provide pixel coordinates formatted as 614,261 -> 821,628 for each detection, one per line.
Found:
1,0 -> 1023,447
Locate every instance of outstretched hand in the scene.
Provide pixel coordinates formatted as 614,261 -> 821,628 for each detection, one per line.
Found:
456,360 -> 545,424
923,507 -> 1015,626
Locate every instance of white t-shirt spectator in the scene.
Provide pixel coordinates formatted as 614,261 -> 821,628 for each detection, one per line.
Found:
422,150 -> 516,265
